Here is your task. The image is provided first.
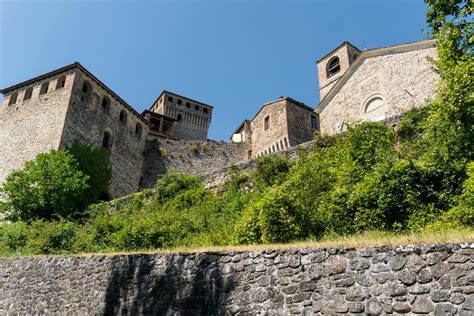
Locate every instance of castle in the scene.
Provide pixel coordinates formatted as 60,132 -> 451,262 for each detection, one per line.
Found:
0,39 -> 438,199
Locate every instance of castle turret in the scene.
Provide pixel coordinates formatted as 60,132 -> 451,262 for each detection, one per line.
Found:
316,42 -> 360,100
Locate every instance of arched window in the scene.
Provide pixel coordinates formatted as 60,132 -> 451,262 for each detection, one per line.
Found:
177,99 -> 182,105
167,96 -> 173,102
327,56 -> 341,78
186,102 -> 190,108
8,93 -> 18,105
102,131 -> 112,150
177,113 -> 182,121
119,110 -> 127,123
363,96 -> 385,113
135,123 -> 142,138
101,96 -> 110,111
82,81 -> 91,95
195,105 -> 199,111
24,87 -> 33,100
203,108 -> 208,113
39,82 -> 49,95
56,76 -> 66,89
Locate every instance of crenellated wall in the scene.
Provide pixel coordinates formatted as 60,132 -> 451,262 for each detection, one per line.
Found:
1,243 -> 472,314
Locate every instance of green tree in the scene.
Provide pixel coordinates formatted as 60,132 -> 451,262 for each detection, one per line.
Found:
1,150 -> 90,221
66,141 -> 112,203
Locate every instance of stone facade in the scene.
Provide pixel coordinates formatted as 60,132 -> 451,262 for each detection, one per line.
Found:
149,91 -> 212,141
0,68 -> 75,192
1,243 -> 472,314
59,69 -> 148,198
232,97 -> 317,158
316,42 -> 361,100
141,137 -> 248,188
0,63 -> 217,199
316,40 -> 438,135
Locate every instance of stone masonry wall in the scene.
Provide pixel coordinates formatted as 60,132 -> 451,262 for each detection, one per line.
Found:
59,69 -> 148,198
140,137 -> 249,188
0,69 -> 76,187
0,243 -> 472,314
318,47 -> 438,135
250,99 -> 290,157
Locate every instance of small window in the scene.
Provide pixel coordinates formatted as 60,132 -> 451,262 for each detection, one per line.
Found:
39,82 -> 49,95
264,115 -> 270,131
186,102 -> 190,108
160,97 -> 163,104
8,93 -> 18,105
195,105 -> 199,111
177,99 -> 182,105
102,131 -> 112,150
119,110 -> 127,123
311,115 -> 317,129
56,76 -> 66,89
203,108 -> 208,113
82,81 -> 91,94
327,56 -> 341,78
24,87 -> 33,100
168,96 -> 173,102
135,123 -> 142,138
177,114 -> 182,121
101,96 -> 110,110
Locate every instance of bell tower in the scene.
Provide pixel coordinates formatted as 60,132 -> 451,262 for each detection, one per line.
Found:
316,41 -> 361,100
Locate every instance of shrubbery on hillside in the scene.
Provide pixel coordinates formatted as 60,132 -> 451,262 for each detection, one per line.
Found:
0,1 -> 472,255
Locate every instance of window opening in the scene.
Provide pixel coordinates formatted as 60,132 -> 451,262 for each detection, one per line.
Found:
8,93 -> 18,105
56,76 -> 66,89
24,87 -> 33,100
264,115 -> 270,130
327,57 -> 341,78
39,82 -> 49,95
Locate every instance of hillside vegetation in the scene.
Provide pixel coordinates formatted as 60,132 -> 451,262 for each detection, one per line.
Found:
0,0 -> 473,256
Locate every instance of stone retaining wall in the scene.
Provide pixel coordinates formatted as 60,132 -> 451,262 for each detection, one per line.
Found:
1,243 -> 472,314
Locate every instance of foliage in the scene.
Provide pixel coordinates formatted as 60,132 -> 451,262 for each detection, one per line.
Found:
66,141 -> 112,204
253,155 -> 291,188
1,3 -> 473,256
0,150 -> 90,221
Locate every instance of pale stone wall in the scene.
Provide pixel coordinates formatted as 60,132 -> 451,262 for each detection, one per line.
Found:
317,43 -> 360,100
0,70 -> 75,187
250,99 -> 290,157
59,69 -> 148,198
318,47 -> 438,135
1,243 -> 472,314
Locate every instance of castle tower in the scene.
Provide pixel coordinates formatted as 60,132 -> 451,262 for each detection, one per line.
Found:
316,42 -> 361,100
148,91 -> 213,141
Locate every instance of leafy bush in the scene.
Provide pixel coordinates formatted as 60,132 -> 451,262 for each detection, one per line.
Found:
253,155 -> 291,188
66,141 -> 112,204
1,150 -> 90,221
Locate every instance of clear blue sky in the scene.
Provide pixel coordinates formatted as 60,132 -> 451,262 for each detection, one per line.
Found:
1,0 -> 429,140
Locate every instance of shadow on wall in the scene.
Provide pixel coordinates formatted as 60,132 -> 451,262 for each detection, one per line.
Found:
103,253 -> 236,315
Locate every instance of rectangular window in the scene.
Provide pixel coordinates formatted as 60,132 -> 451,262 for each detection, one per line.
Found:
264,115 -> 270,131
311,115 -> 317,129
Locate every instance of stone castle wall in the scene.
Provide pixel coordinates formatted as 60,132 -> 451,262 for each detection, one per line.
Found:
318,47 -> 438,134
1,243 -> 472,314
140,137 -> 249,188
59,69 -> 148,199
0,69 -> 76,187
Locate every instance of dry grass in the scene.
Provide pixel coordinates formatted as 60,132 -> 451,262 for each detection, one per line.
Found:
75,227 -> 474,257
3,228 -> 472,259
